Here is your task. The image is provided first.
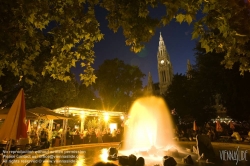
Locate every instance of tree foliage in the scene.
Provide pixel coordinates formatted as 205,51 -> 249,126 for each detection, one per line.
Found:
191,0 -> 250,75
1,0 -> 249,90
94,58 -> 145,111
166,43 -> 250,122
0,0 -> 102,89
165,74 -> 190,116
25,75 -> 78,109
0,74 -> 78,109
193,44 -> 250,120
102,0 -> 250,74
70,84 -> 102,109
165,73 -> 216,124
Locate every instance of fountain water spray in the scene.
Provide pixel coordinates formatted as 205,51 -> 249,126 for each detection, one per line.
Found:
123,96 -> 175,152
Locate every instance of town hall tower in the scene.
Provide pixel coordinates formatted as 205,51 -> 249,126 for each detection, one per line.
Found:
157,32 -> 173,95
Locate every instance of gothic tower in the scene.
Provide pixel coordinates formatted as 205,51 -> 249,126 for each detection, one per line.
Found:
157,32 -> 173,95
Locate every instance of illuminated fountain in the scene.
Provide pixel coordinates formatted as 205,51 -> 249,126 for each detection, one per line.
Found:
123,96 -> 176,154
23,96 -> 250,166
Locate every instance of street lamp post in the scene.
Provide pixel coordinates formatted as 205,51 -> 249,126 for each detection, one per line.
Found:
80,112 -> 85,133
62,106 -> 69,146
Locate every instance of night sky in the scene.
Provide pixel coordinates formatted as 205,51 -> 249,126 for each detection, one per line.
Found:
71,6 -> 198,86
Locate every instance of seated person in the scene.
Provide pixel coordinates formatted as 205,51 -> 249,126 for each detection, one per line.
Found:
30,129 -> 36,138
53,136 -> 61,147
52,130 -> 58,138
179,130 -> 188,141
40,128 -> 48,143
31,133 -> 38,146
207,129 -> 215,141
75,129 -> 80,135
40,140 -> 50,149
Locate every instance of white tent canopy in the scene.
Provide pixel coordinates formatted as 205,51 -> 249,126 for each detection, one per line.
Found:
53,106 -> 126,117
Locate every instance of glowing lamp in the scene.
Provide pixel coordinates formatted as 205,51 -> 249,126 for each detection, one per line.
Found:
80,112 -> 84,119
104,113 -> 109,122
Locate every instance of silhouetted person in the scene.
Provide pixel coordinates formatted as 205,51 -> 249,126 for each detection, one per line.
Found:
103,129 -> 108,142
66,127 -> 72,145
90,128 -> 97,143
136,157 -> 145,166
129,154 -> 137,166
116,129 -> 121,141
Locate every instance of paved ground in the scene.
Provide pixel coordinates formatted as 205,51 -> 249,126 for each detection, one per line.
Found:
5,141 -> 250,166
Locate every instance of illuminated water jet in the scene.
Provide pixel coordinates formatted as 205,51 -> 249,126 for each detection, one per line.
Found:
123,96 -> 175,151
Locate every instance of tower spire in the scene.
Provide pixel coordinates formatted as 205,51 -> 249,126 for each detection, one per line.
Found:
157,32 -> 173,95
160,32 -> 163,40
159,32 -> 165,49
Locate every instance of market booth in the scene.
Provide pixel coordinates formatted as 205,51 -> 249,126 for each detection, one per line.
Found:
53,107 -> 126,145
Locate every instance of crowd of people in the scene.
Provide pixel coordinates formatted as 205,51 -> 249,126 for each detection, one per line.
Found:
29,127 -> 50,149
27,126 -> 124,148
173,121 -> 250,143
27,120 -> 250,149
66,127 -> 123,145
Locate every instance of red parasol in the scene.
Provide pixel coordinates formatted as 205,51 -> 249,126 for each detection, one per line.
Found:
216,121 -> 223,132
193,121 -> 198,131
0,88 -> 27,140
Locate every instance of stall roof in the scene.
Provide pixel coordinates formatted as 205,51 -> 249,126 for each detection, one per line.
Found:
0,108 -> 39,119
53,107 -> 126,117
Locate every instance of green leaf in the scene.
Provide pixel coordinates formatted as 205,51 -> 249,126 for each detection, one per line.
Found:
203,5 -> 209,13
192,31 -> 199,39
35,44 -> 40,51
85,33 -> 90,40
75,52 -> 80,59
20,41 -> 27,51
85,18 -> 91,23
63,76 -> 71,82
51,74 -> 56,78
10,62 -> 16,69
176,14 -> 185,23
41,71 -> 46,76
223,31 -> 228,38
28,13 -> 35,23
161,17 -> 168,26
81,62 -> 86,67
67,44 -> 73,50
97,34 -> 104,41
25,77 -> 35,85
218,25 -> 226,33
91,75 -> 97,83
200,39 -> 211,52
72,59 -> 76,67
203,44 -> 211,53
185,15 -> 192,25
